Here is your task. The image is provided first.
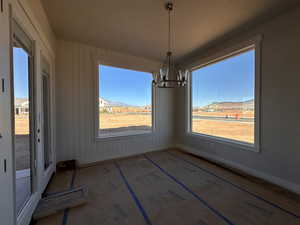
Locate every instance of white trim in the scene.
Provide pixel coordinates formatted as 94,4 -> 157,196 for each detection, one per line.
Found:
187,35 -> 263,70
16,192 -> 40,225
96,130 -> 152,142
177,144 -> 300,195
15,0 -> 55,58
186,133 -> 257,152
41,164 -> 54,193
187,35 -> 263,153
94,63 -> 155,140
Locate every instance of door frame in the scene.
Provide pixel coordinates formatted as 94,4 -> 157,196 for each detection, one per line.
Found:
10,16 -> 38,219
39,54 -> 55,191
0,2 -> 16,225
1,1 -> 56,224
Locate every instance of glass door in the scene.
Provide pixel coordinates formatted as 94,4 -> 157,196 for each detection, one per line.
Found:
0,1 -> 15,223
12,20 -> 36,215
41,58 -> 52,170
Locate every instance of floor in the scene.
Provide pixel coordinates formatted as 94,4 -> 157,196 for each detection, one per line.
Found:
36,150 -> 300,225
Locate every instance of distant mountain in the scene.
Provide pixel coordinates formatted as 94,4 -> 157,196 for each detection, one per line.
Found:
200,99 -> 254,111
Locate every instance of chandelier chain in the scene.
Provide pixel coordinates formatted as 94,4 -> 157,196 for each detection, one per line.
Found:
152,1 -> 187,88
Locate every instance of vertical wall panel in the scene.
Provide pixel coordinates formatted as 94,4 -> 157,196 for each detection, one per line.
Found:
56,40 -> 175,164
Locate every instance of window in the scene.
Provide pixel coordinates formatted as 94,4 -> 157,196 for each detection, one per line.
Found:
190,47 -> 258,147
97,65 -> 153,137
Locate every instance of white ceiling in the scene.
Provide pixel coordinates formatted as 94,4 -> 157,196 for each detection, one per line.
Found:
42,0 -> 299,62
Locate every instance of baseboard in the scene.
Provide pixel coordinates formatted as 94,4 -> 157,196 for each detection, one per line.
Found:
177,144 -> 300,195
78,145 -> 173,168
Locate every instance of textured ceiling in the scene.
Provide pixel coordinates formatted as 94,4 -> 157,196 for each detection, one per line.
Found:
42,0 -> 299,62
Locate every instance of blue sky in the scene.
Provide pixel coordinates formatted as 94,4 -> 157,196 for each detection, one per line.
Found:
192,49 -> 255,107
13,46 -> 254,107
99,65 -> 152,106
13,47 -> 29,98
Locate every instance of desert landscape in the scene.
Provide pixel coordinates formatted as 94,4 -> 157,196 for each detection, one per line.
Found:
14,98 -> 254,169
192,100 -> 254,143
99,106 -> 152,135
192,114 -> 254,143
15,115 -> 30,171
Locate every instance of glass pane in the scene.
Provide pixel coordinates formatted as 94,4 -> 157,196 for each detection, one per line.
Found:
99,65 -> 152,137
43,75 -> 51,169
13,47 -> 33,214
192,49 -> 255,144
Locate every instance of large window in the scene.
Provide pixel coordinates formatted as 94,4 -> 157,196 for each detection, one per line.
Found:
191,48 -> 257,146
98,65 -> 153,137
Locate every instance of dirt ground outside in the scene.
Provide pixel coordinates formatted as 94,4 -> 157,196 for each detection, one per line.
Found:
15,115 -> 30,135
192,119 -> 254,144
99,112 -> 254,143
15,115 -> 30,171
99,113 -> 152,135
191,110 -> 254,143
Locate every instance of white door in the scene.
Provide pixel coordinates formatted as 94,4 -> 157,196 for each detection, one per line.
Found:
0,1 -> 17,225
40,56 -> 55,189
11,18 -> 37,217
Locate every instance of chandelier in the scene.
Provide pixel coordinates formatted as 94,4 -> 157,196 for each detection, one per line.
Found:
152,2 -> 188,88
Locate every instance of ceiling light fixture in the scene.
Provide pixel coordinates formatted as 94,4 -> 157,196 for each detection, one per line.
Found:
152,2 -> 188,88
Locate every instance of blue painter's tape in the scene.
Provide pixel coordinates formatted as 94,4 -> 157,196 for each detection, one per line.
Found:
144,154 -> 235,225
115,162 -> 153,225
168,151 -> 300,219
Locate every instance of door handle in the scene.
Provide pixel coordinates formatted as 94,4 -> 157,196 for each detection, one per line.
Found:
4,159 -> 7,172
1,78 -> 4,92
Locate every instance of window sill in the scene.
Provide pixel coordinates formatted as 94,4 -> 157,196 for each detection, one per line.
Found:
95,130 -> 153,142
187,132 -> 260,153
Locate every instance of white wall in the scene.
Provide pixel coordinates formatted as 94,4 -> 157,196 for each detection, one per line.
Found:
55,40 -> 175,164
175,7 -> 300,194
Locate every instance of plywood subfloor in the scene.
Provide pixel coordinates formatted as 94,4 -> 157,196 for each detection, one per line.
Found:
36,150 -> 300,225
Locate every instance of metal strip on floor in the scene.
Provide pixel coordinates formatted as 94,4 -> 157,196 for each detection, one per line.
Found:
167,151 -> 300,219
115,162 -> 153,225
61,169 -> 77,225
144,154 -> 236,225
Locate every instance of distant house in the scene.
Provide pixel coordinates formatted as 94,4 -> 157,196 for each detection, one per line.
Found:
15,98 -> 29,115
99,98 -> 108,107
99,98 -> 112,112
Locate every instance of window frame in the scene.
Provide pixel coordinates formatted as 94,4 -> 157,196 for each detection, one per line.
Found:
187,36 -> 262,152
94,63 -> 155,140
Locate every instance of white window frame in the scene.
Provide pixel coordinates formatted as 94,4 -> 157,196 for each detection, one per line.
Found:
187,35 -> 262,152
94,63 -> 156,140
